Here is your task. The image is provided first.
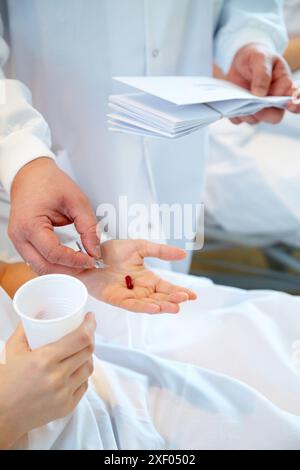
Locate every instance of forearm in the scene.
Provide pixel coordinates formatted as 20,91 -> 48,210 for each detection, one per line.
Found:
284,37 -> 300,72
0,262 -> 36,298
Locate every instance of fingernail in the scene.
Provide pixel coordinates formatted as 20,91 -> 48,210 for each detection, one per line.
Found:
85,313 -> 96,332
253,88 -> 266,97
94,244 -> 101,258
84,258 -> 95,269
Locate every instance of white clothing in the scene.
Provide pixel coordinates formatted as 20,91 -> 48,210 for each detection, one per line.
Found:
1,269 -> 300,450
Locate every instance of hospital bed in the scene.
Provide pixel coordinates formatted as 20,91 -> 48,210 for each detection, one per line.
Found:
5,268 -> 299,449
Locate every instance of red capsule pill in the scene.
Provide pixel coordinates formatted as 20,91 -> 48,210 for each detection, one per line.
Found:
125,275 -> 134,290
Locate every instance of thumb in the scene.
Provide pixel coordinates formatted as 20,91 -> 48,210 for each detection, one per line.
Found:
6,324 -> 30,355
250,51 -> 273,97
70,196 -> 101,259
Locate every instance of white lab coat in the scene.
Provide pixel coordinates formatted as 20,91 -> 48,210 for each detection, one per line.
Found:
0,0 -> 287,269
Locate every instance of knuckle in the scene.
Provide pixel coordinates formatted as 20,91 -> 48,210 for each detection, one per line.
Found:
44,246 -> 60,264
19,219 -> 32,238
82,381 -> 89,395
254,50 -> 267,62
8,218 -> 26,242
88,358 -> 94,376
82,221 -> 98,236
46,371 -> 63,392
87,342 -> 95,355
255,73 -> 269,86
34,261 -> 51,276
79,330 -> 92,347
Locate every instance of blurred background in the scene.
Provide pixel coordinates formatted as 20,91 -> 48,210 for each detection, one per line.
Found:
191,0 -> 300,294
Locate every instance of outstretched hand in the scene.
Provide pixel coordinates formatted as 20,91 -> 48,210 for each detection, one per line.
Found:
78,239 -> 197,314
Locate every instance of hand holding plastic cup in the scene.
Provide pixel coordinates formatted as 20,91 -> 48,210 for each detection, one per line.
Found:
13,274 -> 88,349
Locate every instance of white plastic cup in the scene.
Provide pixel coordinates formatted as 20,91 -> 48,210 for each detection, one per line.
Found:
13,274 -> 88,349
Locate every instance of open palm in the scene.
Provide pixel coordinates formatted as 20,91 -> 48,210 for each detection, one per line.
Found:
78,239 -> 197,314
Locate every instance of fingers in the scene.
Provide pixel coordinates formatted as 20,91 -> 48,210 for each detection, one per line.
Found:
239,115 -> 259,125
69,358 -> 94,392
156,279 -> 197,300
19,242 -> 89,276
230,117 -> 243,125
150,300 -> 180,314
120,293 -> 189,315
138,241 -> 187,261
62,344 -> 95,376
249,51 -> 273,97
231,115 -> 259,125
72,381 -> 89,407
232,107 -> 284,126
167,292 -> 189,303
43,313 -> 96,362
287,101 -> 300,113
148,293 -> 182,313
29,225 -> 95,270
271,57 -> 294,96
67,196 -> 101,259
287,87 -> 300,113
120,298 -> 161,314
252,107 -> 284,124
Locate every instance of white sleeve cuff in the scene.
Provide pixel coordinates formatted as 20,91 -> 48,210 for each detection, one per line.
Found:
0,131 -> 55,195
215,27 -> 287,74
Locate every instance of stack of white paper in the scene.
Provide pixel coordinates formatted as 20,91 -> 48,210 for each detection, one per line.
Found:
107,76 -> 293,139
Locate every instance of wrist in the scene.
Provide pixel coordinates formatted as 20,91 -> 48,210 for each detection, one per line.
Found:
11,157 -> 56,199
76,269 -> 107,299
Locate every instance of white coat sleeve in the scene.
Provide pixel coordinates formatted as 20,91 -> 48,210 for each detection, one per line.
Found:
0,15 -> 55,196
214,0 -> 288,73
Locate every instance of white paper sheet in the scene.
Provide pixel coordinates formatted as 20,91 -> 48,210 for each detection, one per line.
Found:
114,76 -> 291,106
108,77 -> 292,139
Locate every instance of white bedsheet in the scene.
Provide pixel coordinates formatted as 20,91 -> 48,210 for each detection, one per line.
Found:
1,270 -> 300,450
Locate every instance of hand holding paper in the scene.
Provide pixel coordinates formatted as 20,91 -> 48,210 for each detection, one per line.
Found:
108,76 -> 295,139
226,43 -> 300,125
